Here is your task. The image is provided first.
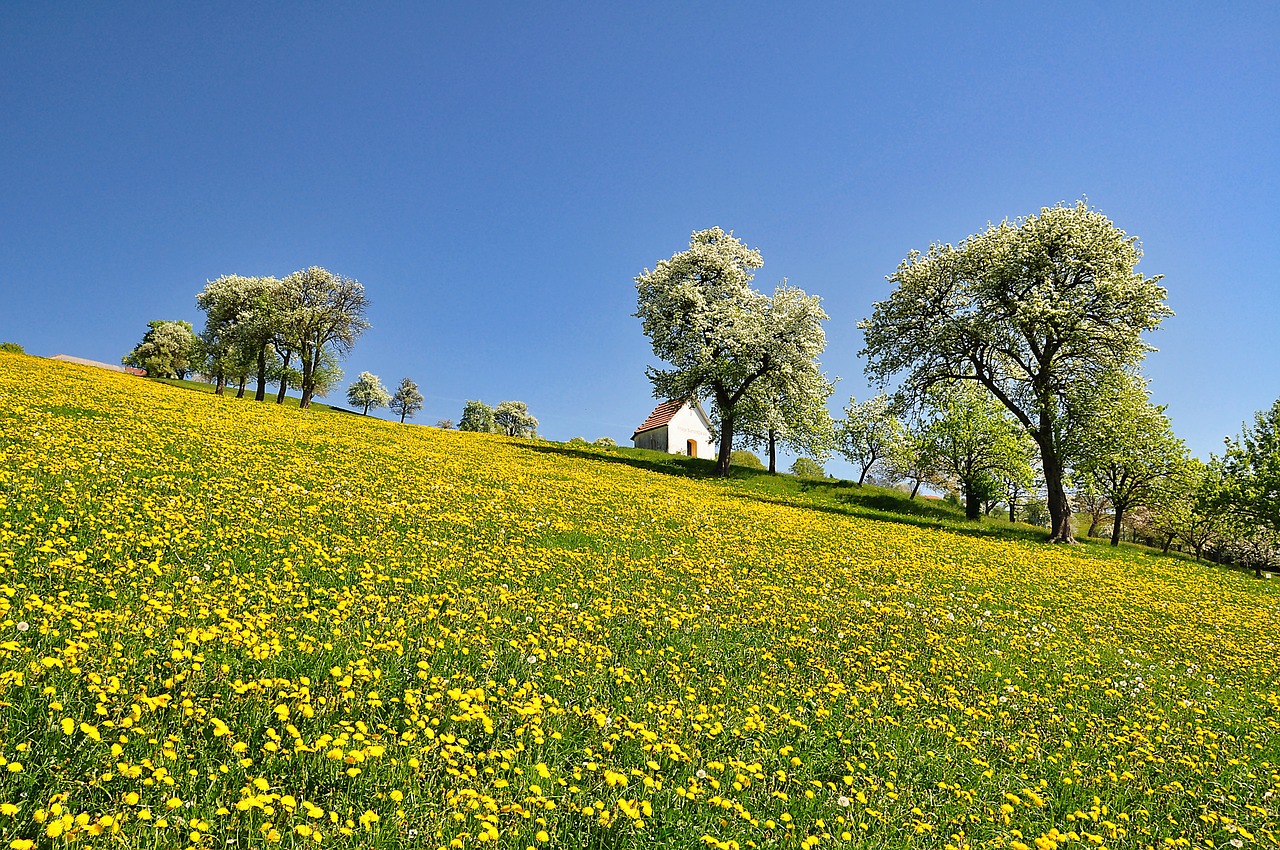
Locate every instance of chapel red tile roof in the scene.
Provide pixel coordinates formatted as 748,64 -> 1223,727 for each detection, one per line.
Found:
632,399 -> 687,437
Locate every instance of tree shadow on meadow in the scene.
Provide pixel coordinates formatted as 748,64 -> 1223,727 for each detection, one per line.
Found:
519,442 -> 1055,547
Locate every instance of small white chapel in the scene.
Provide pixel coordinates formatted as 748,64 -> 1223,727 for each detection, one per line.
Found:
630,399 -> 716,458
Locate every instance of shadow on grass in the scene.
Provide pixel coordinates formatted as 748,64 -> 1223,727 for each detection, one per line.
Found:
520,442 -> 1056,546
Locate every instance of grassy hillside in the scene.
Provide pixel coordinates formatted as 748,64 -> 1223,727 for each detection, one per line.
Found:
1,351 -> 1278,849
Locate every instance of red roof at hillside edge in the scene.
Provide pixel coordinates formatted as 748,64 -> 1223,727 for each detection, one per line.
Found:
632,399 -> 687,437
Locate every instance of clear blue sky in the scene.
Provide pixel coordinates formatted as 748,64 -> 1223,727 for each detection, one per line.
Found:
2,3 -> 1276,475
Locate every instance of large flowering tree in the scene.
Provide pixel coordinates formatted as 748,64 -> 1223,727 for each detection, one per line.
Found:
635,228 -> 829,477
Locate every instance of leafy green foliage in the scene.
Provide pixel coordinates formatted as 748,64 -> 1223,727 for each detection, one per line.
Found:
0,342 -> 24,354
729,449 -> 765,469
123,319 -> 201,378
459,400 -> 496,433
1076,372 -> 1188,545
836,394 -> 901,485
789,457 -> 824,478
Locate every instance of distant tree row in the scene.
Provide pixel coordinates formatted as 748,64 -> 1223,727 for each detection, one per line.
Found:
458,400 -> 539,437
344,373 -> 425,422
124,267 -> 370,409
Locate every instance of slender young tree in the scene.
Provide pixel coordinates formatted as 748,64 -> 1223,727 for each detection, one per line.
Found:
347,372 -> 391,415
860,201 -> 1172,542
835,394 -> 902,486
635,229 -> 828,476
389,378 -> 425,423
735,354 -> 836,474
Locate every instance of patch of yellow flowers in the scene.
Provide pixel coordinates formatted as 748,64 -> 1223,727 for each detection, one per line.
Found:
0,352 -> 1278,848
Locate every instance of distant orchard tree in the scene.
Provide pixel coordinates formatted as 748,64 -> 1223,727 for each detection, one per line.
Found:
123,320 -> 201,378
1076,372 -> 1188,545
389,377 -> 424,423
278,267 -> 371,409
861,201 -> 1172,542
836,394 -> 902,486
459,401 -> 496,433
434,419 -> 455,430
494,400 -> 539,437
1222,399 -> 1280,575
920,384 -> 1033,521
196,274 -> 280,398
593,437 -> 618,447
790,457 -> 825,478
736,347 -> 836,475
0,342 -> 24,354
346,372 -> 390,415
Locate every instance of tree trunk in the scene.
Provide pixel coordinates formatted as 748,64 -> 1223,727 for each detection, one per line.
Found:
1009,500 -> 1017,523
963,481 -> 981,520
768,428 -> 777,474
1038,435 -> 1074,543
400,410 -> 407,423
214,370 -> 226,396
254,345 -> 267,401
299,349 -> 315,409
856,465 -> 869,486
235,377 -> 247,399
1110,507 -> 1125,547
362,402 -> 370,415
275,350 -> 292,404
911,480 -> 922,500
714,410 -> 735,477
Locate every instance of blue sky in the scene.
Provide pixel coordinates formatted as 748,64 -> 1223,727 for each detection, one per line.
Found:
2,3 -> 1276,475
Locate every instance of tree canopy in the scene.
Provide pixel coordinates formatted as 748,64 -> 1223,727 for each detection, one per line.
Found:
919,383 -> 1033,520
860,201 -> 1171,542
494,401 -> 539,438
459,401 -> 496,433
123,320 -> 200,379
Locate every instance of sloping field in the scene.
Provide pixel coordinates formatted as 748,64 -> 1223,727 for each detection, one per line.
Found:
1,352 -> 1278,850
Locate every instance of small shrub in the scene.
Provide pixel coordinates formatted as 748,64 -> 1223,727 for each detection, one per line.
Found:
0,342 -> 24,354
434,419 -> 455,430
730,449 -> 765,470
790,457 -> 824,478
1023,500 -> 1050,527
568,437 -> 590,446
593,437 -> 617,448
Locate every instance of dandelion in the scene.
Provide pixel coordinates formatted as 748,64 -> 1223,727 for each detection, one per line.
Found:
15,622 -> 28,632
